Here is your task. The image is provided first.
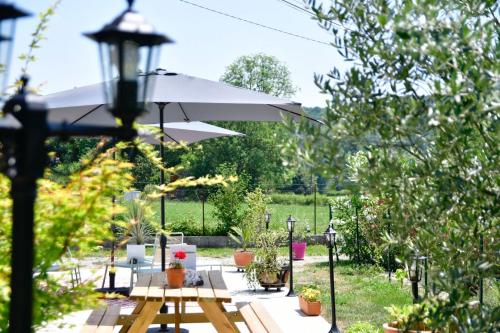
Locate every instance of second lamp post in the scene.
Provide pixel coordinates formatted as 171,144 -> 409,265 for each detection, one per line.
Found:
265,210 -> 271,230
286,215 -> 296,297
325,223 -> 341,333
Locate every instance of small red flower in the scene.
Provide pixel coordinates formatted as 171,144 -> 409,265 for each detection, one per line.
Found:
174,250 -> 186,260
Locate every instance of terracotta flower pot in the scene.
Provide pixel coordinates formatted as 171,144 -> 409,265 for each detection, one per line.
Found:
383,322 -> 433,333
166,268 -> 185,288
233,251 -> 254,268
299,296 -> 321,316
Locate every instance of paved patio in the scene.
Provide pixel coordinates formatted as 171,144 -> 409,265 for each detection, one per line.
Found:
37,256 -> 331,332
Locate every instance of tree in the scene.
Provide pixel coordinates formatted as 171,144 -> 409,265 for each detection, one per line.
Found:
288,1 -> 499,331
220,54 -> 296,97
182,54 -> 297,188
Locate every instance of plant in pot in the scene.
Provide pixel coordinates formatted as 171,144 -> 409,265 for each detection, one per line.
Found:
383,304 -> 434,333
166,250 -> 186,288
229,188 -> 270,271
298,286 -> 322,316
292,222 -> 310,260
118,199 -> 155,263
244,231 -> 289,291
229,226 -> 255,271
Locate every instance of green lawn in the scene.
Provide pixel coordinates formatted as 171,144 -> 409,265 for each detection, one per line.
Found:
147,200 -> 331,235
296,262 -> 412,332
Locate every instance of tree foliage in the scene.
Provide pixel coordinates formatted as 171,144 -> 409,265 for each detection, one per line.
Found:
0,146 -> 133,330
220,53 -> 296,98
288,0 -> 499,331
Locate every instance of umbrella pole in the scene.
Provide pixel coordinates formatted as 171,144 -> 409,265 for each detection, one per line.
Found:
157,102 -> 169,331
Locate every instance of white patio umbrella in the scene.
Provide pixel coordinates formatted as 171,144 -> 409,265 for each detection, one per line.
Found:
45,69 -> 318,125
143,121 -> 243,144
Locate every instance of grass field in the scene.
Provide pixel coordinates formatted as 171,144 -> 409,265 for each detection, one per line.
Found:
147,200 -> 332,235
297,262 -> 412,332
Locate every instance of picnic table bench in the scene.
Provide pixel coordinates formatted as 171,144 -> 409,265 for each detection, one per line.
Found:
82,270 -> 284,333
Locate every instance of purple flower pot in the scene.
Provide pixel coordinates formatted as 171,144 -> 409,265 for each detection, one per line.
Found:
292,242 -> 307,260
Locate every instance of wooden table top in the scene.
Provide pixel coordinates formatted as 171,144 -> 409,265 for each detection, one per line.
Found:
129,270 -> 232,303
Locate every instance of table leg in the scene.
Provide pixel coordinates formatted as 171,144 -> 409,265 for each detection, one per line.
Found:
175,301 -> 180,333
181,301 -> 186,315
217,302 -> 240,332
198,300 -> 239,333
128,301 -> 163,333
119,301 -> 145,333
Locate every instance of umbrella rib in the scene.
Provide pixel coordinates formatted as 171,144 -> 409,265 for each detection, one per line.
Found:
267,104 -> 321,123
70,104 -> 104,125
163,131 -> 180,144
178,103 -> 190,122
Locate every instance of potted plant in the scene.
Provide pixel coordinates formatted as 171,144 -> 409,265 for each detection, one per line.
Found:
230,189 -> 270,271
244,231 -> 289,291
166,250 -> 186,288
299,286 -> 322,316
119,200 -> 155,262
229,226 -> 255,271
292,223 -> 310,260
383,305 -> 433,333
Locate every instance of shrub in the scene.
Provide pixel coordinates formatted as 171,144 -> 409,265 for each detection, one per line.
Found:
229,188 -> 271,250
169,216 -> 217,236
269,192 -> 339,206
117,200 -> 156,245
331,194 -> 385,265
209,163 -> 249,235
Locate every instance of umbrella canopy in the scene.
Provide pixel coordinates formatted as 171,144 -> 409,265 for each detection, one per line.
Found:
45,69 -> 318,125
143,121 -> 243,144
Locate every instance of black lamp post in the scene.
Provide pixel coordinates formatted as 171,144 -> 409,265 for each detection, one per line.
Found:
286,215 -> 296,297
265,210 -> 271,230
325,223 -> 341,333
0,1 -> 170,332
328,204 -> 340,261
407,254 -> 423,303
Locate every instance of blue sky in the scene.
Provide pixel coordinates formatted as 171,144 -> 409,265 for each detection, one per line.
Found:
11,0 -> 346,107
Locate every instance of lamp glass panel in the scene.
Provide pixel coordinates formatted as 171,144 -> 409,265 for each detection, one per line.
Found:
408,260 -> 418,280
137,44 -> 160,110
324,226 -> 335,246
0,19 -> 15,97
98,42 -> 118,108
122,40 -> 138,81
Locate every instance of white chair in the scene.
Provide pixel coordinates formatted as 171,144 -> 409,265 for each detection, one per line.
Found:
45,248 -> 82,288
101,235 -> 160,291
137,232 -> 186,273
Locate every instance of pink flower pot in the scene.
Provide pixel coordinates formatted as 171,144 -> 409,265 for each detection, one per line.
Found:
292,242 -> 307,260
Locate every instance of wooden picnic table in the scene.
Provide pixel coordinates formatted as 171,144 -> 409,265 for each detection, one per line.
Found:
117,270 -> 242,333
